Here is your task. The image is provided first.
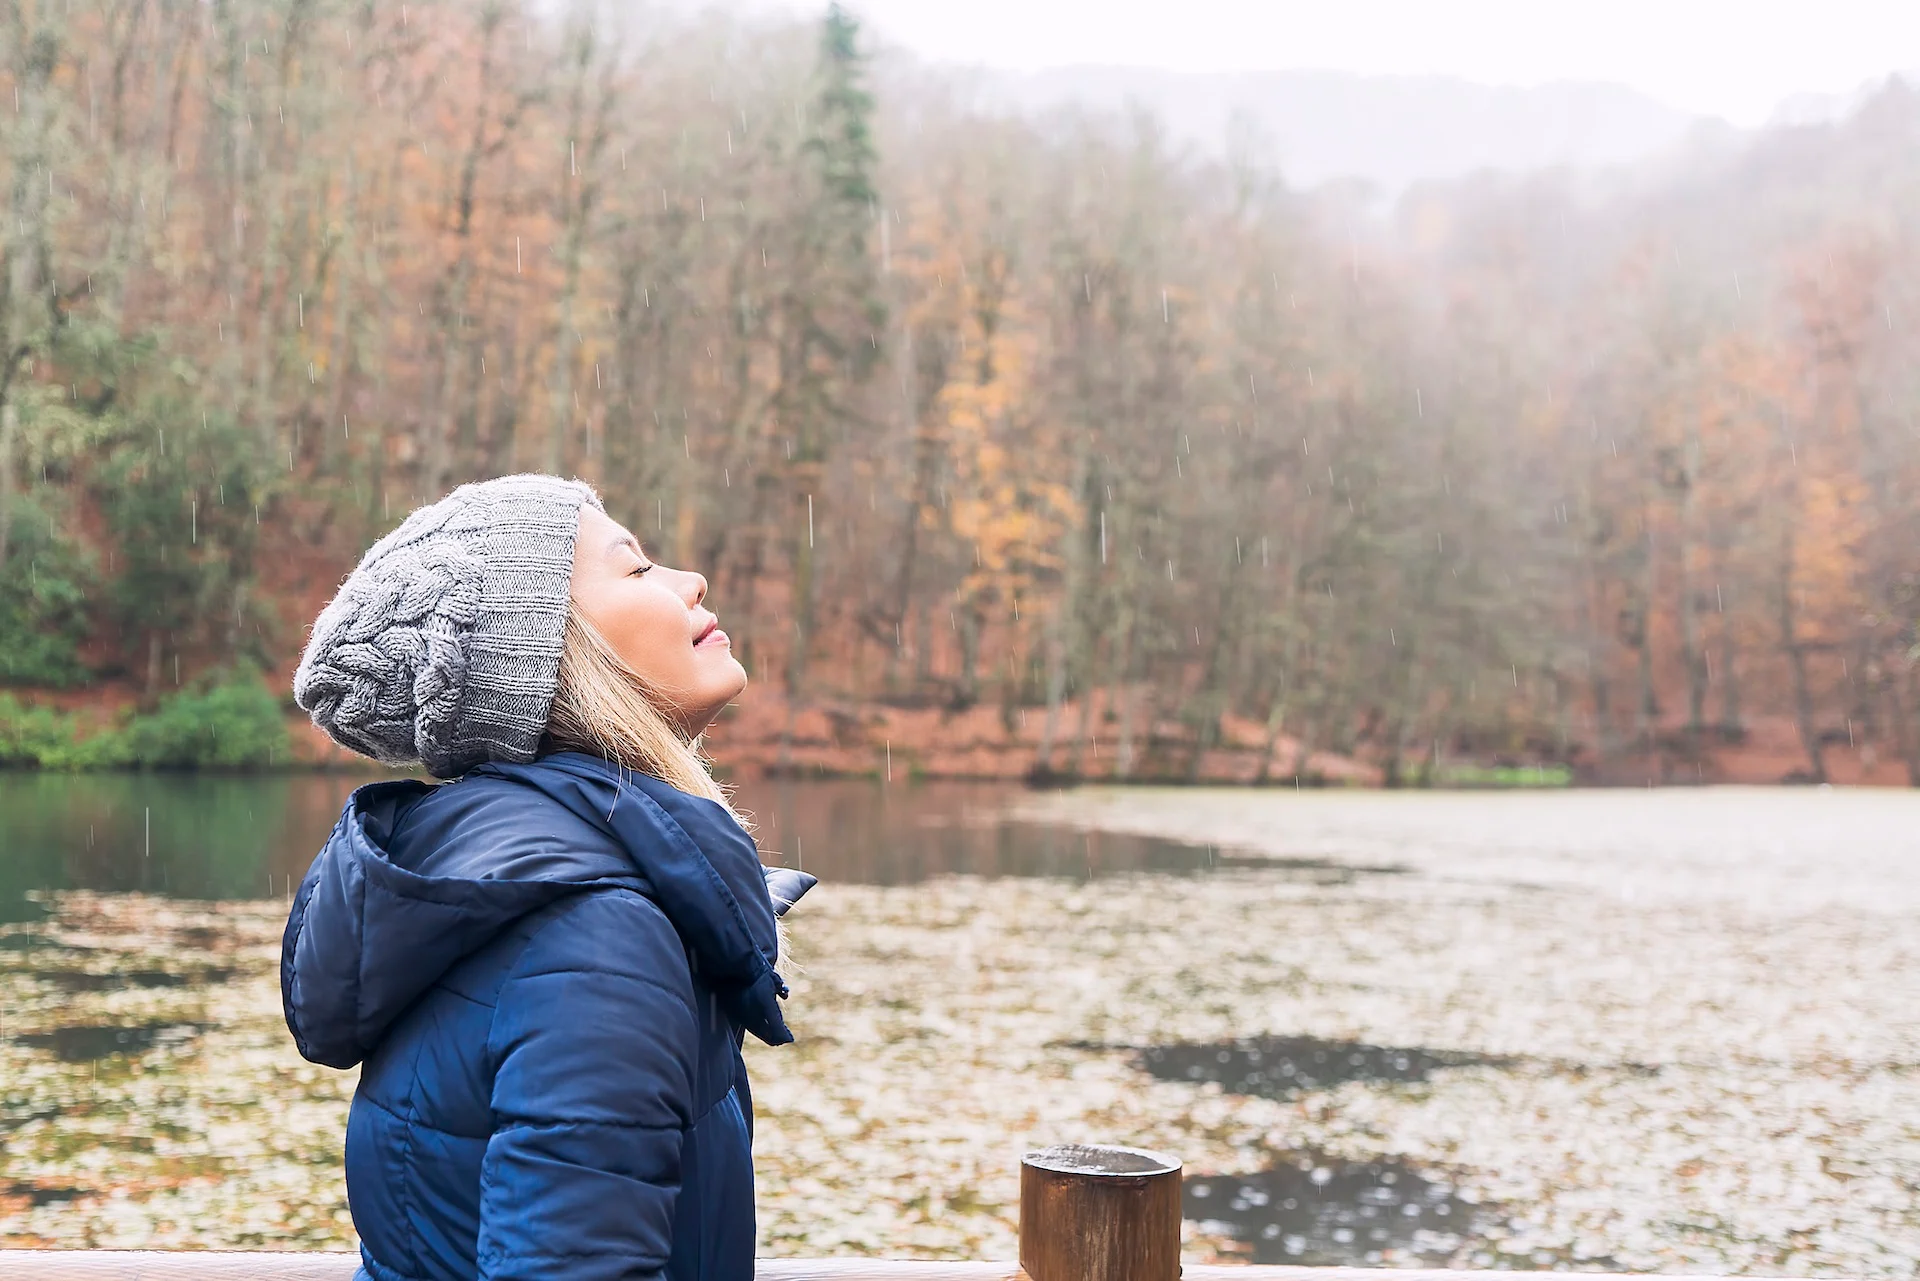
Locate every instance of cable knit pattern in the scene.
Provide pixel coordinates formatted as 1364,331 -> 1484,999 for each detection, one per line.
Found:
293,474 -> 603,778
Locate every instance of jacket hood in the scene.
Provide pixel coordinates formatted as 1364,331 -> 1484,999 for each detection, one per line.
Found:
281,751 -> 815,1069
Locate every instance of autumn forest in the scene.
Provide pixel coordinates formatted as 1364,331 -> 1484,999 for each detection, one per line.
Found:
3,0 -> 1919,785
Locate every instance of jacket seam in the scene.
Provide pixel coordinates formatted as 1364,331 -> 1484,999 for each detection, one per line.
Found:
357,1090 -> 493,1143
287,888 -> 318,1061
490,1116 -> 683,1131
476,935 -> 507,1248
477,1248 -> 674,1264
499,896 -> 698,1014
502,965 -> 690,996
427,983 -> 494,1011
397,1035 -> 424,1280
690,1081 -> 739,1129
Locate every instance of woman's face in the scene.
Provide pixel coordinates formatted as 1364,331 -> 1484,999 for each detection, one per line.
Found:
570,504 -> 747,739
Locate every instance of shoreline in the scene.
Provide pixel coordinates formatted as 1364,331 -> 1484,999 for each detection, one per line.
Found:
6,688 -> 1908,788
1,758 -> 1905,790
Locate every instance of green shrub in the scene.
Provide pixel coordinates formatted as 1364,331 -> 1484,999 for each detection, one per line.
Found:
0,497 -> 94,687
0,671 -> 292,770
111,672 -> 292,768
1435,762 -> 1574,788
94,402 -> 269,677
0,695 -> 83,767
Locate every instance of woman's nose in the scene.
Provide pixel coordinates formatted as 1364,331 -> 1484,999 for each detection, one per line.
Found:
684,570 -> 707,607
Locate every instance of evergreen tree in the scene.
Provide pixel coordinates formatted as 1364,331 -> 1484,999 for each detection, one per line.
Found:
774,3 -> 887,750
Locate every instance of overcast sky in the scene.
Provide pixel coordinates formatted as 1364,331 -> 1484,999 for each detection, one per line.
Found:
778,0 -> 1920,127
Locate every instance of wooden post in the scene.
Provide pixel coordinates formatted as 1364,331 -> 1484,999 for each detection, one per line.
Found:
1018,1143 -> 1182,1281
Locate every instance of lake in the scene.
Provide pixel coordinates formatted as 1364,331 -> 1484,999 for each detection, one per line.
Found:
0,770 -> 1244,912
3,777 -> 1917,1273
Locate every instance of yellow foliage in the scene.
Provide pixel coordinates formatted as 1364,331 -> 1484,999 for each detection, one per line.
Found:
936,280 -> 1077,606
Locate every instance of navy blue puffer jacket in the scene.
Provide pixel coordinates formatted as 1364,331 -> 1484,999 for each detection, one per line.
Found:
280,751 -> 815,1281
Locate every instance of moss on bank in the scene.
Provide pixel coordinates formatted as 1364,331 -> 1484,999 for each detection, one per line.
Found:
1434,763 -> 1575,788
0,672 -> 293,770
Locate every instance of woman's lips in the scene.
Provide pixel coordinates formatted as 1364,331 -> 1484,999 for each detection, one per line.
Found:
695,627 -> 729,649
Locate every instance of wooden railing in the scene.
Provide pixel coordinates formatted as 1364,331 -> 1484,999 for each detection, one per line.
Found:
0,1263 -> 1785,1281
0,1143 -> 1830,1280
0,1261 -> 1779,1280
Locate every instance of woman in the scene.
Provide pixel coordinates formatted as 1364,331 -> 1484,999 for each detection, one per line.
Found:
282,473 -> 813,1281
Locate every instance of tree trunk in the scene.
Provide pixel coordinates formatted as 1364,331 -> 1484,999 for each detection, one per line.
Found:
1636,509 -> 1660,763
144,631 -> 163,705
208,0 -> 260,447
1589,667 -> 1612,757
1252,689 -> 1288,784
1116,681 -> 1143,779
1678,426 -> 1707,739
784,467 -> 822,709
546,228 -> 584,475
542,17 -> 615,476
1105,595 -> 1138,780
323,148 -> 361,478
1778,523 -> 1827,783
1892,669 -> 1920,787
1717,630 -> 1742,737
1036,633 -> 1066,772
955,602 -> 982,708
1184,608 -> 1234,784
913,597 -> 933,686
0,17 -> 62,570
1067,639 -> 1101,777
0,401 -> 16,569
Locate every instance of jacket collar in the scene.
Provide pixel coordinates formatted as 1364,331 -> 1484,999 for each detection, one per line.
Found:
474,752 -> 799,1046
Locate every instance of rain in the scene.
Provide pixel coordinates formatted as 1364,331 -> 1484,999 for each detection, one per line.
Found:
1,0 -> 1918,1272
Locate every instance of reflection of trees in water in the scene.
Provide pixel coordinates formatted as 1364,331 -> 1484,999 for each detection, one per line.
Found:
726,776 -> 1234,883
3,771 -> 1340,912
0,773 -> 364,910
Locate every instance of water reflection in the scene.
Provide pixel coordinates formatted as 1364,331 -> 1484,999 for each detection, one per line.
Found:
1140,1035 -> 1513,1097
0,771 -> 1269,916
1185,1156 -> 1476,1265
13,1021 -> 211,1062
1144,1036 -> 1537,1265
0,772 -> 348,917
41,967 -> 233,992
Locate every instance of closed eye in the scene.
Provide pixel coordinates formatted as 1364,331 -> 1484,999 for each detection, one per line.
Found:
629,563 -> 653,577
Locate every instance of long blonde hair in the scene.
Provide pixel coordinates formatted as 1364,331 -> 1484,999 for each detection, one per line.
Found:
542,606 -> 796,968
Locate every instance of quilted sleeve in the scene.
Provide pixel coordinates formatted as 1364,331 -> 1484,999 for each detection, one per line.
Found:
476,891 -> 700,1280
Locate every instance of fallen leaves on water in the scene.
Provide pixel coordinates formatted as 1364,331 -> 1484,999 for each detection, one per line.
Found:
2,787 -> 1916,1274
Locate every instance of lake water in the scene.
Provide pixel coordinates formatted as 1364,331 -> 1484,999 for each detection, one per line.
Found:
0,769 -> 1371,1259
0,770 -> 1247,916
4,778 -> 1917,1271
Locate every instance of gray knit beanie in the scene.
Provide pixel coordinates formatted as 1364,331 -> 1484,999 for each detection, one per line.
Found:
293,474 -> 604,778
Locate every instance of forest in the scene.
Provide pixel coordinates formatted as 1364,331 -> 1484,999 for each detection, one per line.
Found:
1,0 -> 1917,784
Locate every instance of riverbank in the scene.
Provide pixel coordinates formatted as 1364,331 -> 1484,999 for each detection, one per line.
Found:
4,677 -> 1906,788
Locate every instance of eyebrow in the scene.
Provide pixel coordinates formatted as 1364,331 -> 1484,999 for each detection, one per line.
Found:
609,534 -> 648,559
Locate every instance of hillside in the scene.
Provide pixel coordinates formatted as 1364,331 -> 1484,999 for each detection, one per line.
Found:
1,5 -> 1917,787
975,66 -> 1725,193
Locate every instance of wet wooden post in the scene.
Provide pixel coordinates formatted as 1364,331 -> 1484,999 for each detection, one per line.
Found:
1018,1143 -> 1182,1281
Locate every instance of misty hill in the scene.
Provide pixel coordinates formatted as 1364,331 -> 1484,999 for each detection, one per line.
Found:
979,66 -> 1726,192
1769,72 -> 1920,126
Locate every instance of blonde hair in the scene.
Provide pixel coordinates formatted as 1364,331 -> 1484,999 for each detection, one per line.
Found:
542,606 -> 796,970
